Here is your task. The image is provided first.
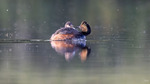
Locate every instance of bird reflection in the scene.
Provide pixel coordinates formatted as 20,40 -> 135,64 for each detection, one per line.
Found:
50,40 -> 91,62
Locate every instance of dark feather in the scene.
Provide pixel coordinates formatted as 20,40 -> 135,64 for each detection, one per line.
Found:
54,28 -> 80,35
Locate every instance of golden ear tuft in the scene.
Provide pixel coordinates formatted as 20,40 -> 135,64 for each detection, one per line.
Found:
80,21 -> 88,32
81,21 -> 87,25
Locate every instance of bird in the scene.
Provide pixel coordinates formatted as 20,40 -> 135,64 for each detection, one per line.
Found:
50,21 -> 91,41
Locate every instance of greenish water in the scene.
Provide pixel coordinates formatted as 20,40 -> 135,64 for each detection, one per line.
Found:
0,0 -> 150,84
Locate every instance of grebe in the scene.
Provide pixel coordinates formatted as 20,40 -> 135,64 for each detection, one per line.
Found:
50,21 -> 91,41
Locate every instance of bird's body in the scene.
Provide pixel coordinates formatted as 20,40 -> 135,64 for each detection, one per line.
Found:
50,21 -> 91,41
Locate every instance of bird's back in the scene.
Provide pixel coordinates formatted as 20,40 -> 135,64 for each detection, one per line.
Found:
54,28 -> 80,35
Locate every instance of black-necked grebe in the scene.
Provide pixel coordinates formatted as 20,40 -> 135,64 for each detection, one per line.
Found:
50,21 -> 91,41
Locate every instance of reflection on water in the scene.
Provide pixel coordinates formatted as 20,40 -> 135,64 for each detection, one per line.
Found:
0,39 -> 150,84
51,40 -> 91,62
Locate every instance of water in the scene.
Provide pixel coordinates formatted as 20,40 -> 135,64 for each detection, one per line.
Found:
0,0 -> 150,84
0,39 -> 150,84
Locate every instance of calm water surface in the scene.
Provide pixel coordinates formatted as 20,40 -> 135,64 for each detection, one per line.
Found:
0,39 -> 150,84
0,0 -> 150,84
